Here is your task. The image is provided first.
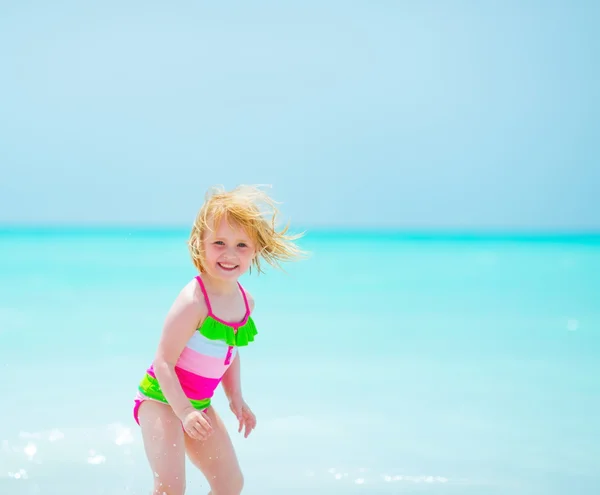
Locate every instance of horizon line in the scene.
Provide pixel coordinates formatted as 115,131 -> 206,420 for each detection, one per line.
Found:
1,223 -> 599,242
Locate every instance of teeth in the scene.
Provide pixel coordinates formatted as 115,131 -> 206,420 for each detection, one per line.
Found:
219,263 -> 237,269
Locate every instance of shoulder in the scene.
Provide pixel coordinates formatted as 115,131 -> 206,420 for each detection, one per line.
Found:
167,277 -> 209,325
178,276 -> 205,304
157,278 -> 209,358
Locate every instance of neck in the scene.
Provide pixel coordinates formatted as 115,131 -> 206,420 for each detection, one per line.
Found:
200,272 -> 239,295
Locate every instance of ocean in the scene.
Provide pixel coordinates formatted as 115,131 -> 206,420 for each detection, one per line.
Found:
1,227 -> 599,495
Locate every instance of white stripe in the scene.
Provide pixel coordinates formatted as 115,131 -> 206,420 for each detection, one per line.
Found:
186,331 -> 230,358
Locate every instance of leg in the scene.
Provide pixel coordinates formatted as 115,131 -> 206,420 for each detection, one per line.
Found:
138,400 -> 187,495
184,406 -> 244,495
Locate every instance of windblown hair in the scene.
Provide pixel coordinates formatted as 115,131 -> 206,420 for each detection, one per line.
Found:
188,185 -> 305,274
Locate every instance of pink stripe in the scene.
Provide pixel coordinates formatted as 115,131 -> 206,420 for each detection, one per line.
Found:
174,365 -> 221,400
145,363 -> 221,400
224,346 -> 233,365
177,347 -> 228,379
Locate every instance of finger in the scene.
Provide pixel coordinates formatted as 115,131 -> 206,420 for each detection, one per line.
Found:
244,419 -> 254,438
199,418 -> 212,434
192,421 -> 210,439
192,426 -> 208,440
191,424 -> 205,440
244,411 -> 256,429
201,418 -> 213,434
196,416 -> 212,431
239,414 -> 249,437
187,427 -> 203,441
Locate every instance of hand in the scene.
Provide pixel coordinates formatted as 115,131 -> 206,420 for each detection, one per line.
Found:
180,407 -> 213,441
229,396 -> 257,438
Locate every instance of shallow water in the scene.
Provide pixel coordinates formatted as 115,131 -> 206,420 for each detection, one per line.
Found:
1,228 -> 599,494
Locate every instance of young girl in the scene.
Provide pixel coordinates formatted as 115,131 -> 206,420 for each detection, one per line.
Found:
133,185 -> 304,495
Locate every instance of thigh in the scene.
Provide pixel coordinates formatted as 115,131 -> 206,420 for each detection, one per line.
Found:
184,406 -> 244,495
138,400 -> 187,495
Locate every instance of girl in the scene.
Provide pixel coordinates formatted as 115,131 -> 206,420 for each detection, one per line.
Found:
133,185 -> 304,495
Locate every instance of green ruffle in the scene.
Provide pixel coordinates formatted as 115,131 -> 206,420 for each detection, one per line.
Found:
198,316 -> 257,347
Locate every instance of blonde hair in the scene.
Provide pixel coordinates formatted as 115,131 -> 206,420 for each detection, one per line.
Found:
188,184 -> 305,274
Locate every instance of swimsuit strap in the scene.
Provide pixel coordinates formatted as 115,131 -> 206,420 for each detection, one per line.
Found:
195,275 -> 213,315
237,282 -> 250,315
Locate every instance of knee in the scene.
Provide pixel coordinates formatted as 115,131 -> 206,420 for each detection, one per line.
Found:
154,475 -> 186,495
211,470 -> 243,495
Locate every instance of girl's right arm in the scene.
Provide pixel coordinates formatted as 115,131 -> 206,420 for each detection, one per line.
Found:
152,279 -> 207,421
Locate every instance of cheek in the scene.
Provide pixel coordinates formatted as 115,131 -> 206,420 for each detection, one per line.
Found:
203,244 -> 218,261
239,249 -> 255,264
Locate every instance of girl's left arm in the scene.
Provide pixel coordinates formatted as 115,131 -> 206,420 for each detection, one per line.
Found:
221,352 -> 242,401
222,290 -> 254,401
223,351 -> 256,437
221,292 -> 257,437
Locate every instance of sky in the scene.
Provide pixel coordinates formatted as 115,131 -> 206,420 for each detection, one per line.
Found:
0,1 -> 598,230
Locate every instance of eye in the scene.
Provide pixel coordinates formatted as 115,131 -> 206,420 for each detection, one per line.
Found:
214,241 -> 225,246
237,243 -> 248,248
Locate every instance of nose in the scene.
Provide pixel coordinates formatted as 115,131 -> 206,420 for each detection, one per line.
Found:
223,246 -> 237,258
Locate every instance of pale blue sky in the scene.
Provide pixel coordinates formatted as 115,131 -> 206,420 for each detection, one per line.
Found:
1,1 -> 598,229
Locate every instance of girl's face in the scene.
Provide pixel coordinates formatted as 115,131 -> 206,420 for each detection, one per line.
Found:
202,216 -> 256,281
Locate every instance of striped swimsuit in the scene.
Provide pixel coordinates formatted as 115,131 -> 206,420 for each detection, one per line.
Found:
133,275 -> 257,425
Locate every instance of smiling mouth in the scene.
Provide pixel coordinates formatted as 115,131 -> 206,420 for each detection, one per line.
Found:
218,262 -> 238,271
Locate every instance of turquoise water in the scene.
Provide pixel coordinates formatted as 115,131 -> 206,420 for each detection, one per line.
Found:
1,228 -> 599,494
